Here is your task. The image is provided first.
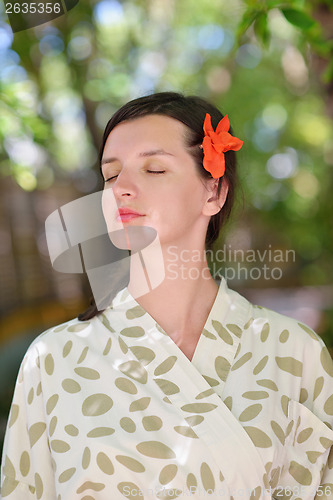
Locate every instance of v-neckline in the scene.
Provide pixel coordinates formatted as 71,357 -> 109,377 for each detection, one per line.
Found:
110,278 -> 231,363
103,277 -> 251,400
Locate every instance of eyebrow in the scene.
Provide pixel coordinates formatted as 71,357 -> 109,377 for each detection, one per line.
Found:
101,149 -> 174,166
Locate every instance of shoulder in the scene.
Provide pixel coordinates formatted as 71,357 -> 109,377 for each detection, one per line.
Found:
228,287 -> 333,420
21,315 -> 102,367
252,301 -> 322,344
254,304 -> 332,372
231,285 -> 325,345
227,285 -> 331,366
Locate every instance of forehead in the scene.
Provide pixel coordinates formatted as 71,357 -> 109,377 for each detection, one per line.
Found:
103,114 -> 189,154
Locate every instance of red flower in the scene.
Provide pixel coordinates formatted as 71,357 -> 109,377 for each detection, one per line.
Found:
202,113 -> 243,179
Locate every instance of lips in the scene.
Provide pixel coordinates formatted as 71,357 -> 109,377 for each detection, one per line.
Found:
116,207 -> 145,222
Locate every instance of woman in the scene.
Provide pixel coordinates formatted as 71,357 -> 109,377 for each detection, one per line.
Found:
1,92 -> 333,499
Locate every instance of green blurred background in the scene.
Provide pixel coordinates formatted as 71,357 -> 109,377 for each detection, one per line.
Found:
0,0 -> 332,456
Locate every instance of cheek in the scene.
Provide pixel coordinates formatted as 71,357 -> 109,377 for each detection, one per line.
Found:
101,188 -> 118,228
176,183 -> 205,212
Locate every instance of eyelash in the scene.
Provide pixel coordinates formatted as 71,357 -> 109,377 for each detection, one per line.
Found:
104,170 -> 165,183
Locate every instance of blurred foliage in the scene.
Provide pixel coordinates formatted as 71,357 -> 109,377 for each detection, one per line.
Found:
0,0 -> 332,288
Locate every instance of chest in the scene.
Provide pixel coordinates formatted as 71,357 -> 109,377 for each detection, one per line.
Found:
166,329 -> 202,361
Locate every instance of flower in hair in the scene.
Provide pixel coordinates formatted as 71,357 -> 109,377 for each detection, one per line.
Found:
201,113 -> 243,179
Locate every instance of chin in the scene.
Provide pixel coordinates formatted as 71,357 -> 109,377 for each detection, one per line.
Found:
108,226 -> 159,252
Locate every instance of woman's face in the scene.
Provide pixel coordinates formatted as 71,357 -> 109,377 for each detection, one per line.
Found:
101,114 -> 218,250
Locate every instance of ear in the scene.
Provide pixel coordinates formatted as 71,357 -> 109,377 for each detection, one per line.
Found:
202,177 -> 229,217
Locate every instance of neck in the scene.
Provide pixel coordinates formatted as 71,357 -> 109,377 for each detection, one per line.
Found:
127,241 -> 218,336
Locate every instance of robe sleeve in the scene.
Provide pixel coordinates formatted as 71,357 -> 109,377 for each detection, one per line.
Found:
0,343 -> 56,499
274,331 -> 333,500
312,340 -> 333,500
318,446 -> 333,499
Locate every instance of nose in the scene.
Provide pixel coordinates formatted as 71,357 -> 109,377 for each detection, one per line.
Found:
111,168 -> 138,199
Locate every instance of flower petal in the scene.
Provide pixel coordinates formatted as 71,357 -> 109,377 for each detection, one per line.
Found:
203,114 -> 214,136
203,152 -> 225,179
201,113 -> 242,179
216,115 -> 230,134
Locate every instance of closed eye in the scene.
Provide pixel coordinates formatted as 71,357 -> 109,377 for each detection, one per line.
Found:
104,175 -> 117,183
104,170 -> 165,183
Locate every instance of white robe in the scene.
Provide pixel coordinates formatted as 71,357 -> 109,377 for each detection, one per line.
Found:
1,278 -> 333,499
